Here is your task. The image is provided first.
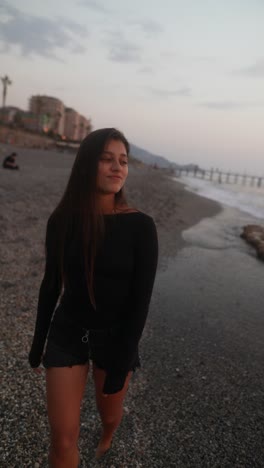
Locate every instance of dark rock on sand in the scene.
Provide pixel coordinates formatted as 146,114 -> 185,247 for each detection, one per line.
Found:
241,224 -> 264,260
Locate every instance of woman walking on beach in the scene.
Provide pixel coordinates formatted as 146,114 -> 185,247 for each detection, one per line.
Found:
28,128 -> 158,467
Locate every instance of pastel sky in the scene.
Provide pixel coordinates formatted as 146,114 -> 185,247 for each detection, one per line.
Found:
1,0 -> 264,174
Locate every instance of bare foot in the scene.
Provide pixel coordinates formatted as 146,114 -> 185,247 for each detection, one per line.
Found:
95,436 -> 112,459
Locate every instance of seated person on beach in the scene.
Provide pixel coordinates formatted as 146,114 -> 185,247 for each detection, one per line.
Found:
2,152 -> 19,170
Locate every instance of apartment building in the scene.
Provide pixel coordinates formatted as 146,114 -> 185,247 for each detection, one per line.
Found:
29,95 -> 65,135
77,115 -> 91,141
64,108 -> 80,141
0,106 -> 20,124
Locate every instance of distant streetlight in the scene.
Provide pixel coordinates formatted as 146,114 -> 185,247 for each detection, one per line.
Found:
1,75 -> 12,107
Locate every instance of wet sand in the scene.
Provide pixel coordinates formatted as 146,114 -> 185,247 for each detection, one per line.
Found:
1,146 -> 263,466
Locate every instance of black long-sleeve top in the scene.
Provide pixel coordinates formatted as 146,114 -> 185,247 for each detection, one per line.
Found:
28,211 -> 158,394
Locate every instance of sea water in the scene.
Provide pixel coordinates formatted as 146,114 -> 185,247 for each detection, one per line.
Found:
178,175 -> 264,221
157,174 -> 264,350
172,174 -> 264,252
154,178 -> 264,467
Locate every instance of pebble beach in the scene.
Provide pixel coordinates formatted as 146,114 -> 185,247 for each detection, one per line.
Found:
1,145 -> 263,467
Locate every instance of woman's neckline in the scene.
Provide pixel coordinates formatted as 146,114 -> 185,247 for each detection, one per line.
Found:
103,210 -> 141,217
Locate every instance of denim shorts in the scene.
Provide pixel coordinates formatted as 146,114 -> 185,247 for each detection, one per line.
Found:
42,327 -> 140,372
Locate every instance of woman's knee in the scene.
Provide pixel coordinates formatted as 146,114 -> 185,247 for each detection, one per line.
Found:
100,407 -> 123,427
51,426 -> 79,455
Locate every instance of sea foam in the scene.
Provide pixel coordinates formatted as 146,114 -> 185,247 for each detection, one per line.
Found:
176,176 -> 264,220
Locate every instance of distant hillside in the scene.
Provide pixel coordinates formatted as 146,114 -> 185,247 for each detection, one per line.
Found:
130,143 -> 198,171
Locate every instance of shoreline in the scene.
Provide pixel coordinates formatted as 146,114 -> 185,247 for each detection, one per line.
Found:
142,205 -> 264,467
126,165 -> 222,265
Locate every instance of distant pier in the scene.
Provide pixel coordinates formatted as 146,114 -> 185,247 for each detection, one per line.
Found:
175,167 -> 263,188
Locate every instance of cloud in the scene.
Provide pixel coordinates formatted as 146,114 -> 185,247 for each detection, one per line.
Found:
78,0 -> 113,14
160,51 -> 178,59
101,16 -> 162,64
160,51 -> 216,62
103,31 -> 142,63
129,19 -> 164,37
109,43 -> 141,63
149,87 -> 192,98
199,101 -> 252,110
138,66 -> 154,74
236,59 -> 264,77
0,2 -> 88,60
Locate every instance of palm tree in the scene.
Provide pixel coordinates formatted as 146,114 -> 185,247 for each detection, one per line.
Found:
1,75 -> 12,107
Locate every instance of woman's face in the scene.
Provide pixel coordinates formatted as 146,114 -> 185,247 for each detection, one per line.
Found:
96,139 -> 128,194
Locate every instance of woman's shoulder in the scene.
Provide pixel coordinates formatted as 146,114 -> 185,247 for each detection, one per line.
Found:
114,205 -> 148,215
123,210 -> 158,246
115,208 -> 156,231
114,206 -> 140,214
114,207 -> 153,220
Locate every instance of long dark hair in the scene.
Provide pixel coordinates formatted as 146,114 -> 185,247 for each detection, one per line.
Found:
49,128 -> 130,308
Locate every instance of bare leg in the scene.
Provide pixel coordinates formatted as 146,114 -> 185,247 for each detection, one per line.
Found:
46,364 -> 89,468
93,365 -> 132,458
